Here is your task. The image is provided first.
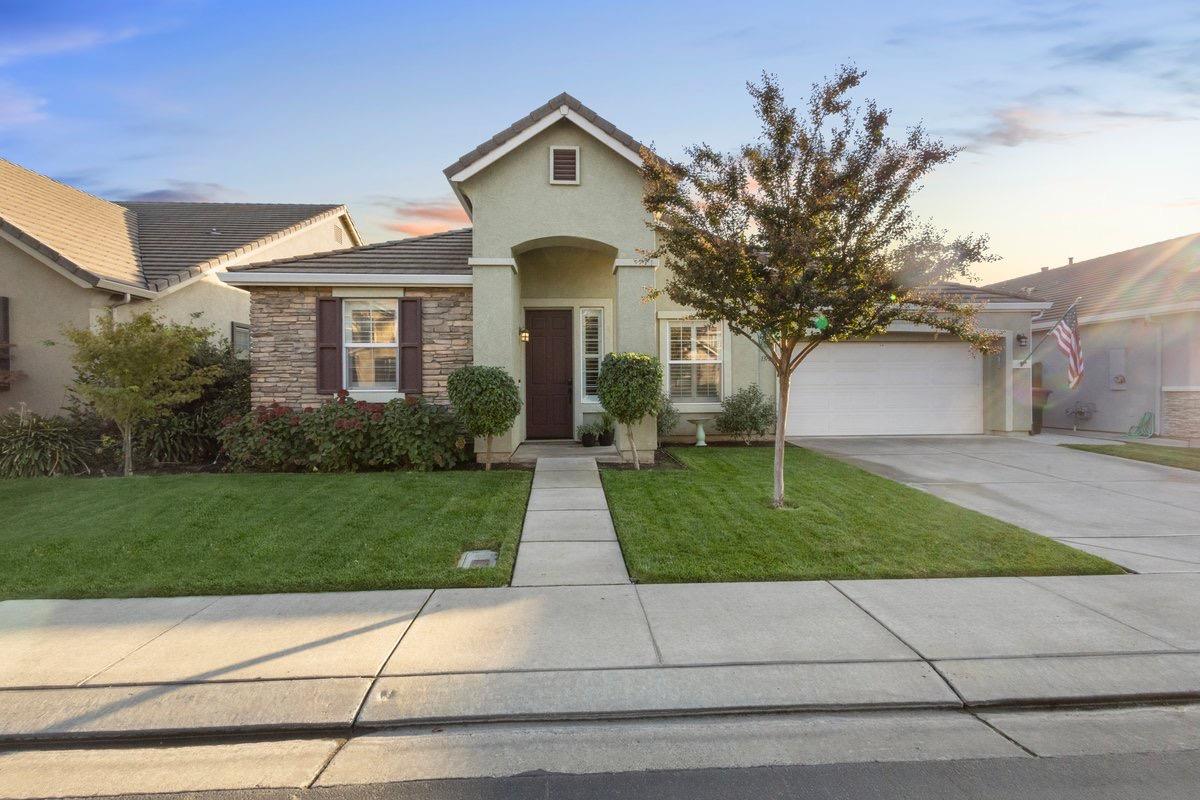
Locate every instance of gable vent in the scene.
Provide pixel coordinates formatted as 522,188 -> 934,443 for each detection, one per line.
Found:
550,147 -> 579,184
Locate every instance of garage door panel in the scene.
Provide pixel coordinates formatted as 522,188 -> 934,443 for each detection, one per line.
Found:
785,342 -> 983,436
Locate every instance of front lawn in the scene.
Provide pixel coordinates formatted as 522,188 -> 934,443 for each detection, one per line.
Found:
602,447 -> 1122,583
0,471 -> 531,599
1062,442 -> 1200,472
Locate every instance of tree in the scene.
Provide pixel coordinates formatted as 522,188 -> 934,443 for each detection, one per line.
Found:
642,67 -> 997,507
65,312 -> 219,476
596,352 -> 663,470
447,365 -> 521,471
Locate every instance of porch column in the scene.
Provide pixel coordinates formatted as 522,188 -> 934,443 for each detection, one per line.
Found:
471,258 -> 524,459
613,258 -> 659,459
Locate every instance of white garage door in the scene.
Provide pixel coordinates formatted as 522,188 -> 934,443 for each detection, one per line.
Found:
785,341 -> 983,436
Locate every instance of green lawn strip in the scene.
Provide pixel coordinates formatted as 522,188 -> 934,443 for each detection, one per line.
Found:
602,447 -> 1123,583
1061,442 -> 1200,472
0,471 -> 531,599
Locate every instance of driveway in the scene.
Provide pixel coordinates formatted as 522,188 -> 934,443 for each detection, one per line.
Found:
789,435 -> 1200,573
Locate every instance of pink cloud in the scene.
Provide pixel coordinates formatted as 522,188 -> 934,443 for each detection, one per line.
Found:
376,198 -> 469,237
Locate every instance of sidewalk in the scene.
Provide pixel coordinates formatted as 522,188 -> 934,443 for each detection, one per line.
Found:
2,573 -> 1198,743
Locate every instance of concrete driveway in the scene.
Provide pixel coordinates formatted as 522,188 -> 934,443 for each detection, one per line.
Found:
789,435 -> 1200,574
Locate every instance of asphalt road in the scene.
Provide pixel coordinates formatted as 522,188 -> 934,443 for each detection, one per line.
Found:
98,749 -> 1200,800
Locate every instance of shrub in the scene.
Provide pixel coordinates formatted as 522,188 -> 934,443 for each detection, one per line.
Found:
655,393 -> 680,438
217,392 -> 469,473
0,410 -> 93,478
447,366 -> 521,471
597,352 -> 663,469
715,385 -> 776,445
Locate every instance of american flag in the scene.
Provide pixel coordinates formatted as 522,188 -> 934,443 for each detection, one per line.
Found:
1050,304 -> 1085,389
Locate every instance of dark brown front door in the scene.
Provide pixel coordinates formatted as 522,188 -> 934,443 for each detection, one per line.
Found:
525,309 -> 573,439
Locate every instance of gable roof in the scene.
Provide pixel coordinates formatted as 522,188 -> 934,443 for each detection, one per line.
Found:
0,157 -> 357,294
229,227 -> 472,275
985,232 -> 1200,323
443,92 -> 651,183
929,282 -> 1045,304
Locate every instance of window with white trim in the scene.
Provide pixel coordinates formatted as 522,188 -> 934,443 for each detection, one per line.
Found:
581,308 -> 603,402
549,146 -> 579,184
668,321 -> 722,402
343,299 -> 398,390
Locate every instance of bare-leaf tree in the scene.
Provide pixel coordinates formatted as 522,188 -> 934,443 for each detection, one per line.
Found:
643,67 -> 998,507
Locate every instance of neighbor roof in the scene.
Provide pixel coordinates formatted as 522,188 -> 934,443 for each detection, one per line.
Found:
929,282 -> 1044,304
0,157 -> 355,293
443,92 -> 651,181
985,232 -> 1200,322
230,227 -> 473,274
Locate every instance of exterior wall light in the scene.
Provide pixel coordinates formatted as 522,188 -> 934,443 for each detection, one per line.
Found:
1016,334 -> 1029,347
519,328 -> 530,343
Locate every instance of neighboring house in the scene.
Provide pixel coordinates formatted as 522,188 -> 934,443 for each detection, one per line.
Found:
222,93 -> 1049,460
0,157 -> 361,415
987,233 -> 1200,441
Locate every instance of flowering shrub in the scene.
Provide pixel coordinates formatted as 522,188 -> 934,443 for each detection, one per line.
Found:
218,391 -> 469,472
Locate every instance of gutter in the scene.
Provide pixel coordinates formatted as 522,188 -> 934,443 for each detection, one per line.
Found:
219,272 -> 473,288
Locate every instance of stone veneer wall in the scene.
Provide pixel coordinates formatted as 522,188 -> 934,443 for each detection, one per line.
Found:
248,286 -> 472,408
1162,391 -> 1200,441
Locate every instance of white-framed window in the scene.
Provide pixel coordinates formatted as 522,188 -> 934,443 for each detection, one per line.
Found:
343,299 -> 398,390
668,320 -> 722,402
549,146 -> 580,184
581,307 -> 603,402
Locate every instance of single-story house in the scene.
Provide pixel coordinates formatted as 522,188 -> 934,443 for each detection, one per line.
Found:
222,93 -> 1050,460
986,233 -> 1200,442
0,157 -> 361,415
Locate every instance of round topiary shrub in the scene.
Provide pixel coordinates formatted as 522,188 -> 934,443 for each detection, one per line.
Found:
596,352 -> 663,469
447,365 -> 522,470
714,384 -> 776,445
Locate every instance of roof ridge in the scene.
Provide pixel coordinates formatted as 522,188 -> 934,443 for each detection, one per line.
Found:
118,201 -> 341,208
988,229 -> 1200,287
0,156 -> 127,212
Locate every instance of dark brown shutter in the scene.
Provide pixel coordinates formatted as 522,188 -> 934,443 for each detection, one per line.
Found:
399,298 -> 423,395
552,148 -> 577,182
316,298 -> 342,394
0,297 -> 9,392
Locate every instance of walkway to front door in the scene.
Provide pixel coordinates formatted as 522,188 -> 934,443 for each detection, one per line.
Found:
525,309 -> 573,439
511,456 -> 630,586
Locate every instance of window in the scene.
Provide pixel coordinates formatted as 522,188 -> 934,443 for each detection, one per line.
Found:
343,299 -> 398,390
581,308 -> 603,401
549,146 -> 579,184
230,322 -> 250,360
668,321 -> 722,402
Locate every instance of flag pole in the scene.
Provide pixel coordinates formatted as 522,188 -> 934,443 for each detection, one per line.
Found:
1020,296 -> 1082,366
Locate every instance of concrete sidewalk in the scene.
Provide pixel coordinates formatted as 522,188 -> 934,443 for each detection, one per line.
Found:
2,573 -> 1199,744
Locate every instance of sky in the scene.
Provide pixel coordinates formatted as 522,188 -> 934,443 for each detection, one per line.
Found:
1,0 -> 1197,284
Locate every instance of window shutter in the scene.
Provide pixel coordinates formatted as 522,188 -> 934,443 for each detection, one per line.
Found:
316,298 -> 342,394
0,297 -> 10,392
399,298 -> 423,395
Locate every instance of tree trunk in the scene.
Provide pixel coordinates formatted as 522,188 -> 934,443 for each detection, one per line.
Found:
627,422 -> 641,470
772,368 -> 790,508
484,434 -> 493,471
121,424 -> 134,477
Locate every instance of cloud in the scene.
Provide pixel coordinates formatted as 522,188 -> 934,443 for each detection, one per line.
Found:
120,180 -> 241,202
886,3 -> 1099,47
1051,36 -> 1156,65
0,26 -> 141,66
961,106 -> 1070,151
0,81 -> 46,128
370,197 -> 470,237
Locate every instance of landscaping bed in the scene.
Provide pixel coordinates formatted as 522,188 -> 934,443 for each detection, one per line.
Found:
602,446 -> 1123,583
0,471 -> 530,599
1061,442 -> 1200,472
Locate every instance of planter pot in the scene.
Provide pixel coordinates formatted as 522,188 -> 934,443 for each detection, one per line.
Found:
598,430 -> 615,446
580,432 -> 598,447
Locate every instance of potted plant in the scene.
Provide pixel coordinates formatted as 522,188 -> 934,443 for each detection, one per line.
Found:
597,413 -> 616,446
578,423 -> 598,447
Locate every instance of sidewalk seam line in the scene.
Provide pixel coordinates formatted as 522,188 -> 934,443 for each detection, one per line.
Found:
633,586 -> 665,665
966,710 -> 1040,757
1016,577 -> 1187,650
307,735 -> 351,788
355,589 -> 440,726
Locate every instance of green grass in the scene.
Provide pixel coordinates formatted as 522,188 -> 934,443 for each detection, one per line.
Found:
0,471 -> 531,599
602,447 -> 1123,583
1062,442 -> 1200,472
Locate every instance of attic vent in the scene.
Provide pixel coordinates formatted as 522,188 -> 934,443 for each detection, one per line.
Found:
550,147 -> 579,184
335,226 -> 343,244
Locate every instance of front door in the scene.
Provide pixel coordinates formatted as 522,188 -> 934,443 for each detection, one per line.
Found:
525,309 -> 573,439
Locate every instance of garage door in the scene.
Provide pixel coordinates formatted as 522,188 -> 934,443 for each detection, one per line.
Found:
785,341 -> 983,436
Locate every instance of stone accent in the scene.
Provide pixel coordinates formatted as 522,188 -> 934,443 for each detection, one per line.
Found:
1162,390 -> 1200,441
247,287 -> 472,408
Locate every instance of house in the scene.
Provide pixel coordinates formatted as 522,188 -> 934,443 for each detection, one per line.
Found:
0,157 -> 361,415
222,93 -> 1048,460
986,234 -> 1200,442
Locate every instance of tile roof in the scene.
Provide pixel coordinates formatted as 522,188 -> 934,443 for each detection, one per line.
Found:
230,227 -> 473,274
118,202 -> 346,290
1,157 -> 351,292
928,282 -> 1043,304
984,232 -> 1200,321
443,92 -> 651,179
